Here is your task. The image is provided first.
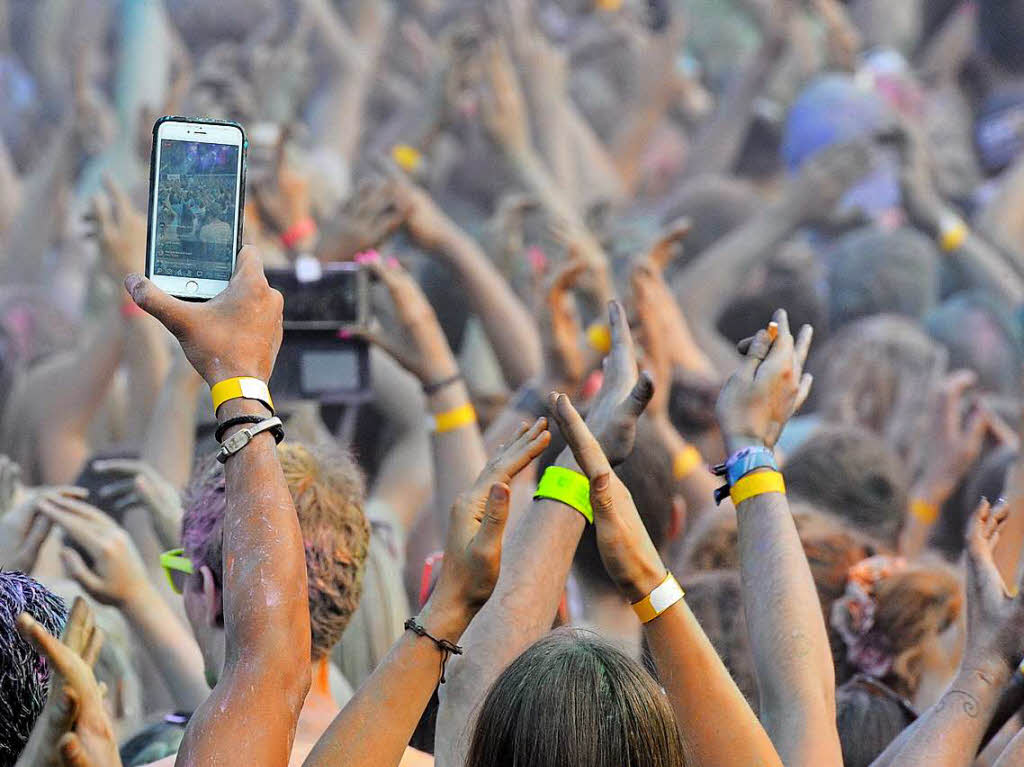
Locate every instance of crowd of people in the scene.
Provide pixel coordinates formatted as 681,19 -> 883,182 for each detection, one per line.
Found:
4,0 -> 1024,765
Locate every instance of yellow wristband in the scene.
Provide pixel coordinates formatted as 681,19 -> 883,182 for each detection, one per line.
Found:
632,572 -> 684,624
938,215 -> 969,252
534,466 -> 593,523
730,470 -> 786,506
586,322 -> 612,355
673,445 -> 703,480
431,403 -> 477,434
391,144 -> 423,173
210,377 -> 274,416
909,498 -> 939,525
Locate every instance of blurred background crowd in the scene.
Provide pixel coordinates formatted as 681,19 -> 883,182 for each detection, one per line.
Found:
6,0 -> 1024,766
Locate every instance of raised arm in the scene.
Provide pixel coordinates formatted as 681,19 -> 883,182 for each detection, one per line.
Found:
360,255 -> 486,536
434,301 -> 652,767
872,499 -> 1024,767
548,391 -> 783,767
714,310 -> 843,767
303,418 -> 550,767
391,178 -> 543,388
125,246 -> 311,767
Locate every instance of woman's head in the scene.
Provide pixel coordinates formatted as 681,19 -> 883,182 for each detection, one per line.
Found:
466,629 -> 686,767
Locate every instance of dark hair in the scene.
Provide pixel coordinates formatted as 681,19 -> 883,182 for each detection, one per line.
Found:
0,571 -> 67,767
784,426 -> 908,545
933,445 -> 1016,561
836,676 -> 916,767
924,291 -> 1023,395
573,421 -> 677,593
827,227 -> 939,332
978,0 -> 1024,72
465,629 -> 687,767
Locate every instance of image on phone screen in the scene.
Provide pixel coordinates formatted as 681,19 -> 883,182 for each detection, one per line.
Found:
153,139 -> 239,282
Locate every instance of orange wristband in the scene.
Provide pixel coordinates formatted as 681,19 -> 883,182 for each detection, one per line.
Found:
909,498 -> 939,525
673,445 -> 703,480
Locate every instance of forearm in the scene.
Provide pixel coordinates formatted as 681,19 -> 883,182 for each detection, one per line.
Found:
179,400 -> 311,766
994,723 -> 1024,767
872,666 -> 1008,767
305,604 -> 469,767
434,496 -> 585,767
436,228 -> 542,387
122,314 -> 172,444
141,356 -> 204,491
564,107 -> 624,204
735,489 -> 841,767
650,418 -> 717,531
949,234 -> 1024,306
429,381 -> 487,537
123,583 -> 209,710
531,101 -> 577,209
646,601 -> 783,767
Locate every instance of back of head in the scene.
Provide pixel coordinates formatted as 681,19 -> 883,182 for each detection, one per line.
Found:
827,227 -> 939,331
836,676 -> 917,767
810,315 -> 946,461
785,425 -> 909,545
679,570 -> 757,709
830,558 -> 962,696
466,629 -> 686,767
978,0 -> 1024,72
0,571 -> 67,767
574,420 -> 677,593
183,441 -> 370,660
660,175 -> 760,263
925,292 -> 1023,395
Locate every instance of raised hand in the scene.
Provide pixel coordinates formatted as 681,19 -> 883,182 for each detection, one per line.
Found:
549,392 -> 664,601
424,417 -> 550,624
573,301 -> 654,466
36,494 -> 149,608
537,257 -> 588,392
716,309 -> 812,452
91,458 -> 182,540
963,499 -> 1024,674
124,245 -> 284,387
251,138 -> 314,243
478,38 -> 531,155
318,179 -> 407,263
0,486 -> 88,573
14,598 -> 119,767
389,176 -> 456,254
358,255 -> 459,387
87,177 -> 146,286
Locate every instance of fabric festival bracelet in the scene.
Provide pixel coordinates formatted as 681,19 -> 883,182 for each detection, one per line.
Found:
909,498 -> 939,525
534,466 -> 593,523
632,572 -> 685,624
280,216 -> 318,250
673,445 -> 703,480
938,212 -> 968,253
210,377 -> 275,416
729,470 -> 786,506
430,403 -> 477,434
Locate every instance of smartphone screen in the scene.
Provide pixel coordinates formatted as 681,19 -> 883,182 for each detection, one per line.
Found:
266,266 -> 367,329
147,119 -> 244,300
301,349 -> 360,392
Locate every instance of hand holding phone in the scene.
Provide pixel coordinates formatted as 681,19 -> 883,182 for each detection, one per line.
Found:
145,117 -> 246,300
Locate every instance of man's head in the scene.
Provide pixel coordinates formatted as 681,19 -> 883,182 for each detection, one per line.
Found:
827,227 -> 940,332
0,571 -> 67,767
181,441 -> 370,686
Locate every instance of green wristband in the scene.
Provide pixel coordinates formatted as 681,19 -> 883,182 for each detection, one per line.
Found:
534,466 -> 593,523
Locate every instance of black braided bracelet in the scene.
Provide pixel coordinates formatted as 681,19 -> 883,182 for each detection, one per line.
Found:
404,618 -> 463,683
422,373 -> 463,396
215,415 -> 285,444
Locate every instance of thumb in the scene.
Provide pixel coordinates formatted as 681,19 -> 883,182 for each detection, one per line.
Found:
475,483 -> 511,548
622,372 -> 654,419
124,274 -> 186,334
590,473 -> 615,523
60,548 -> 107,599
58,732 -> 94,767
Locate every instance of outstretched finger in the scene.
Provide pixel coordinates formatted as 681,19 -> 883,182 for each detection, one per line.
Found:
58,732 -> 95,767
16,612 -> 74,676
794,373 -> 814,413
794,324 -> 813,374
549,392 -> 613,480
475,483 -> 511,549
62,597 -> 94,657
621,372 -> 655,420
82,624 -> 104,669
740,329 -> 772,380
605,300 -> 638,385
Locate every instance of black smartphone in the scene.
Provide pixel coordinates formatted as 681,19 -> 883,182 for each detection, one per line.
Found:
145,117 -> 247,301
265,264 -> 369,330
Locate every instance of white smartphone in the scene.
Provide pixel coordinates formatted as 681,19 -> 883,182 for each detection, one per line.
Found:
145,117 -> 246,300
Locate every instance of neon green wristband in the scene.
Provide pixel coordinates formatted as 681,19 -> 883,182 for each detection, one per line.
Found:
534,466 -> 593,523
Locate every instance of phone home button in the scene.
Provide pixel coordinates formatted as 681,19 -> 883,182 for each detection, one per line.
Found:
185,280 -> 199,294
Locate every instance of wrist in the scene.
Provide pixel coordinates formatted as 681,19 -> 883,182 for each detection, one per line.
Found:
122,578 -> 159,615
417,598 -> 472,645
621,562 -> 669,604
428,379 -> 471,414
722,433 -> 769,455
217,399 -> 274,439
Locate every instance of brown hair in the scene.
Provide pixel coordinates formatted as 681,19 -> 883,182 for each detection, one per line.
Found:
466,629 -> 687,767
183,442 -> 370,660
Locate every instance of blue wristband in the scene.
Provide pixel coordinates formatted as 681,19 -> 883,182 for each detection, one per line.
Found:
719,446 -> 778,487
